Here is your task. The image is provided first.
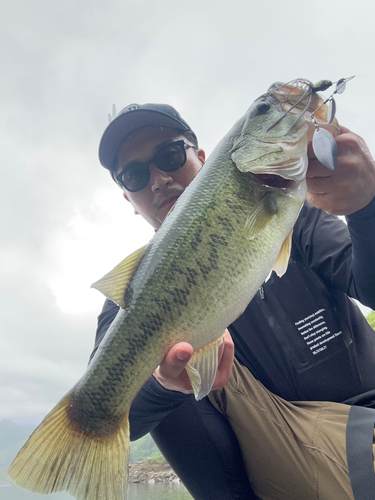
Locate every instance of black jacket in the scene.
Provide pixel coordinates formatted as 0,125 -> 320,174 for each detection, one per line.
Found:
90,199 -> 375,439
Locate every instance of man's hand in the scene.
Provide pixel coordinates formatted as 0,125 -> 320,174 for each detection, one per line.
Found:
307,126 -> 375,215
153,329 -> 234,394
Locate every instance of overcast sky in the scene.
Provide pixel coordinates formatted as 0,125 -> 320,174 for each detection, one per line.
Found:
1,0 -> 375,425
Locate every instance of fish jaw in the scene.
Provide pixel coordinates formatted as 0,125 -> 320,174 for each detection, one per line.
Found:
234,132 -> 308,183
247,150 -> 308,184
231,126 -> 309,186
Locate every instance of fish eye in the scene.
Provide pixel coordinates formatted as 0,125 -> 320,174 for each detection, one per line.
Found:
255,101 -> 270,114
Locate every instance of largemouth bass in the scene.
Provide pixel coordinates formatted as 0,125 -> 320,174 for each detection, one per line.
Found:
8,80 -> 338,500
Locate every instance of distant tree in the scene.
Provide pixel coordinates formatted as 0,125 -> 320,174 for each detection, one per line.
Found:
129,433 -> 160,464
367,311 -> 375,330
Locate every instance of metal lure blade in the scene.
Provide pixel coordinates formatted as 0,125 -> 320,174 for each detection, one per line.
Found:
336,78 -> 347,94
327,98 -> 337,124
312,128 -> 338,170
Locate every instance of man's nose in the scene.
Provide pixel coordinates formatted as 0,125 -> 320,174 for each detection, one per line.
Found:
150,164 -> 173,192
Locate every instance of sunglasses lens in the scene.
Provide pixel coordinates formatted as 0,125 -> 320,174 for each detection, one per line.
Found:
117,141 -> 189,192
156,143 -> 186,172
121,163 -> 150,192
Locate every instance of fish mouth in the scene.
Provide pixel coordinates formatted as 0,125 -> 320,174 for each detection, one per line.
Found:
256,173 -> 295,190
247,150 -> 308,186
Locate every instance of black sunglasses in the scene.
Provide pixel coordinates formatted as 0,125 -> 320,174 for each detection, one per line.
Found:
115,140 -> 197,192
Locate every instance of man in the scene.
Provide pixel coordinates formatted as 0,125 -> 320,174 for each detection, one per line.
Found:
92,102 -> 375,499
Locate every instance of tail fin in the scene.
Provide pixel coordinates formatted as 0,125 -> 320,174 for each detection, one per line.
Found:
8,394 -> 130,500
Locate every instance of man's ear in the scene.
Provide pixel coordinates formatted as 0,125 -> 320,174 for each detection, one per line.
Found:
123,192 -> 139,215
197,149 -> 205,166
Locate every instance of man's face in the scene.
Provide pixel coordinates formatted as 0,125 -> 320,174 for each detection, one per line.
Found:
115,126 -> 205,230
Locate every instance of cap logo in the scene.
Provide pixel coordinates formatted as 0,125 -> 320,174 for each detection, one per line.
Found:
123,104 -> 139,113
107,104 -> 142,124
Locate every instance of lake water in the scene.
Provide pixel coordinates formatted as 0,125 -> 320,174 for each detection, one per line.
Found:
0,483 -> 193,499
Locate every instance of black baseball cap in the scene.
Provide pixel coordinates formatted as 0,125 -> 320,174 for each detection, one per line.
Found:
98,103 -> 196,171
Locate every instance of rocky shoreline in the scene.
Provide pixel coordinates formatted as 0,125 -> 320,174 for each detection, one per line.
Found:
129,462 -> 179,483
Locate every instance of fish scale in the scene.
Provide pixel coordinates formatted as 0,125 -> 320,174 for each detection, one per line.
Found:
72,166 -> 280,427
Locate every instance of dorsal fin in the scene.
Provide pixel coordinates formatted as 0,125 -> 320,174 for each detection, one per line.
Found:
91,245 -> 147,308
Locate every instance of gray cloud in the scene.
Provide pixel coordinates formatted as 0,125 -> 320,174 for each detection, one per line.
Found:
1,0 -> 374,425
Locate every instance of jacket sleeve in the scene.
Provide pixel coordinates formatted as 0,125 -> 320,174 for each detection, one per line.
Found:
294,197 -> 375,309
89,298 -> 190,441
346,197 -> 375,307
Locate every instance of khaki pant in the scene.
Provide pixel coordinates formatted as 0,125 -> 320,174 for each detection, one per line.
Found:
209,359 -> 375,500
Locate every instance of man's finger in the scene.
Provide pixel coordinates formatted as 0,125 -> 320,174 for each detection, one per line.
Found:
337,124 -> 350,135
158,342 -> 194,380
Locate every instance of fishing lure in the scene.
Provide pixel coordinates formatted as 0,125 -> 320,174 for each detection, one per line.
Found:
266,76 -> 355,170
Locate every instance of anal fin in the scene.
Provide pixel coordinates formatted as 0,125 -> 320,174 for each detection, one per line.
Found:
185,334 -> 224,401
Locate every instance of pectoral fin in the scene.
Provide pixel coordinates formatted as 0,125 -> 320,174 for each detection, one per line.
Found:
185,334 -> 224,401
245,194 -> 278,240
272,230 -> 293,277
91,245 -> 148,308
